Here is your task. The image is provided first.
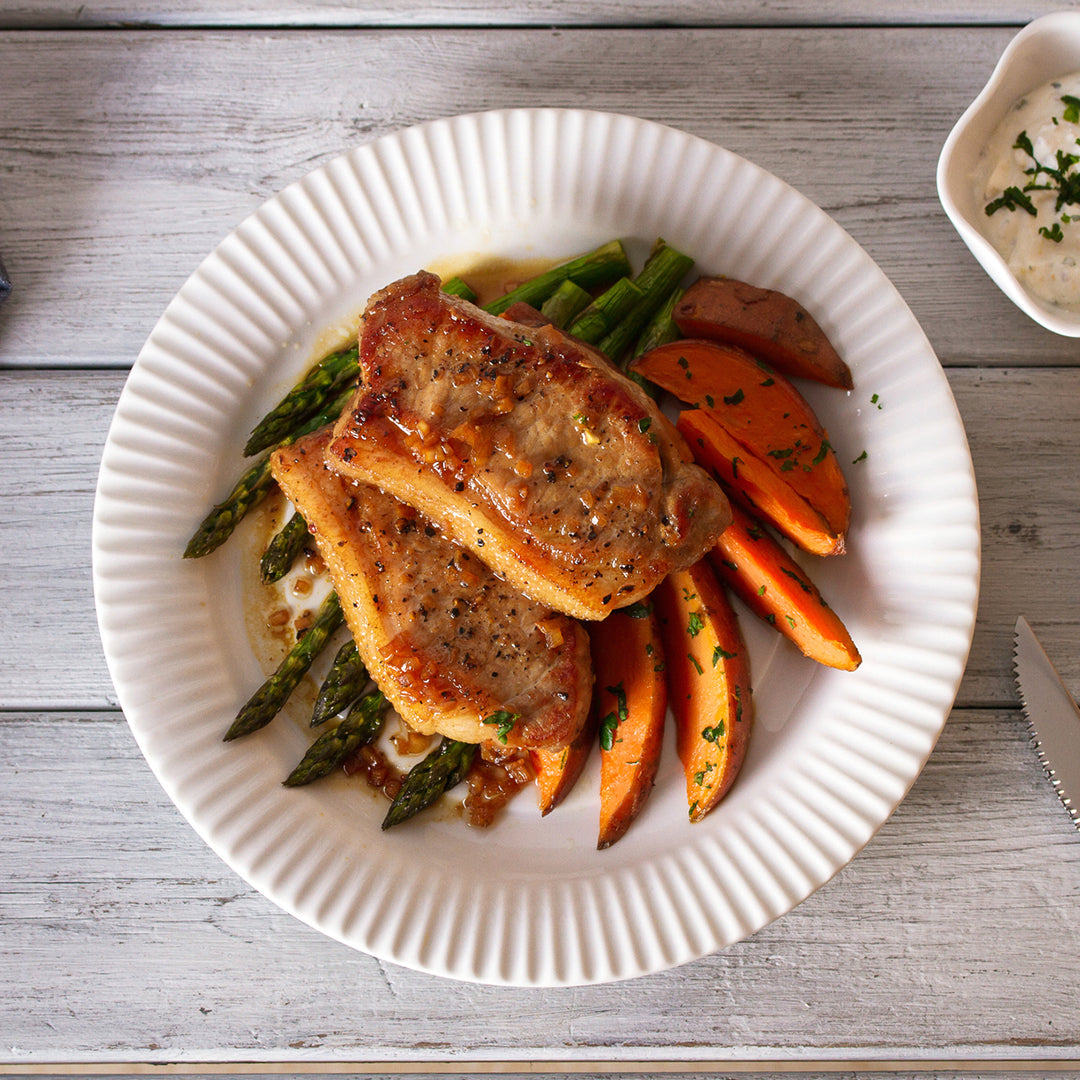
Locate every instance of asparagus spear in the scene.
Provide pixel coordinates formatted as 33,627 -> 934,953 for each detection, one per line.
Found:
243,345 -> 359,457
567,277 -> 645,347
224,590 -> 344,741
484,239 -> 632,316
539,279 -> 592,328
182,453 -> 279,561
381,738 -> 477,830
597,242 -> 693,364
442,276 -> 478,303
630,285 -> 684,359
184,384 -> 354,560
260,510 -> 309,583
283,690 -> 389,787
310,638 -> 369,727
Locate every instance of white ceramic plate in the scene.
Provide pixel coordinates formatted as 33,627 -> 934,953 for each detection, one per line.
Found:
93,109 -> 980,986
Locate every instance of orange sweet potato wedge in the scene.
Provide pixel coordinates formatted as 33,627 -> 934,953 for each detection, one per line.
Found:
532,711 -> 597,816
591,603 -> 668,849
677,407 -> 843,557
655,561 -> 753,823
710,502 -> 861,671
673,276 -> 853,390
631,339 -> 850,541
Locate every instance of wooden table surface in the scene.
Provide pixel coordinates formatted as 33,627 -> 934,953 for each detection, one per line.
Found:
4,2 -> 1080,1077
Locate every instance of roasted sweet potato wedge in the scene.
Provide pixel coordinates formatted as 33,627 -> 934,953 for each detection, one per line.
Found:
677,408 -> 843,557
710,502 -> 861,671
631,338 -> 850,542
531,711 -> 598,816
592,604 -> 668,849
655,561 -> 753,822
673,276 -> 853,390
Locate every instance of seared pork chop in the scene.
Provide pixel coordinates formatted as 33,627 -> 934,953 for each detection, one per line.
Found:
271,429 -> 592,749
327,271 -> 731,620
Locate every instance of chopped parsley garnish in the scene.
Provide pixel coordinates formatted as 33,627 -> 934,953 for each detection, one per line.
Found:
687,611 -> 705,637
688,653 -> 704,676
985,184 -> 1038,216
712,645 -> 736,666
811,440 -> 831,466
723,388 -> 745,406
853,449 -> 868,464
638,417 -> 651,434
599,712 -> 619,751
701,720 -> 725,743
609,682 -> 628,724
983,116 -> 1080,241
621,599 -> 654,619
482,710 -> 519,743
598,683 -> 628,751
781,566 -> 812,593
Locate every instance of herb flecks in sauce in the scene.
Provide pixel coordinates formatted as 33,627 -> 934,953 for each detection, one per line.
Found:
977,75 -> 1080,309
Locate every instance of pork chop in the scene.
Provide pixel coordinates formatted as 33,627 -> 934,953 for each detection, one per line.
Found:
271,429 -> 592,749
327,271 -> 731,620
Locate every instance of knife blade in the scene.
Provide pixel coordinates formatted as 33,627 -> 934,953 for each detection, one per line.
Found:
1014,615 -> 1080,830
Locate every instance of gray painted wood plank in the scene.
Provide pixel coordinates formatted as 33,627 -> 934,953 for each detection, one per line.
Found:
0,27 -> 1075,372
0,0 -> 1064,29
3,706 -> 1078,1062
3,17 -> 1076,1068
2,366 -> 1073,710
9,1072 -> 1080,1079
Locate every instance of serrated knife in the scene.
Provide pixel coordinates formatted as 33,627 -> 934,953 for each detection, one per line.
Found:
1014,615 -> 1080,829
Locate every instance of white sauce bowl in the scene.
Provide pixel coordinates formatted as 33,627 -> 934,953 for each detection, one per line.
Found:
937,11 -> 1080,336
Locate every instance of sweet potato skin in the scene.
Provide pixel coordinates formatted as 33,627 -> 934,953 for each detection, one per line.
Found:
710,502 -> 861,671
677,408 -> 843,557
631,338 -> 850,542
655,561 -> 753,822
592,605 -> 668,849
673,276 -> 854,390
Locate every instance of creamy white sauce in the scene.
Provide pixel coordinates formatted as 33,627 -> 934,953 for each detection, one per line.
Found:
974,71 -> 1080,311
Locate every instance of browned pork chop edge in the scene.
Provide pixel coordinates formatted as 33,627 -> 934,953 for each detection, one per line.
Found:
270,429 -> 593,749
327,271 -> 731,620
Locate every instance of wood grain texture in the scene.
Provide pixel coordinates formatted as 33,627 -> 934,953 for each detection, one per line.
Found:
0,0 -> 1066,29
3,706 -> 1079,1063
14,1073 -> 1080,1080
4,14 -> 1079,1071
4,366 -> 1075,709
0,27 -> 1077,372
